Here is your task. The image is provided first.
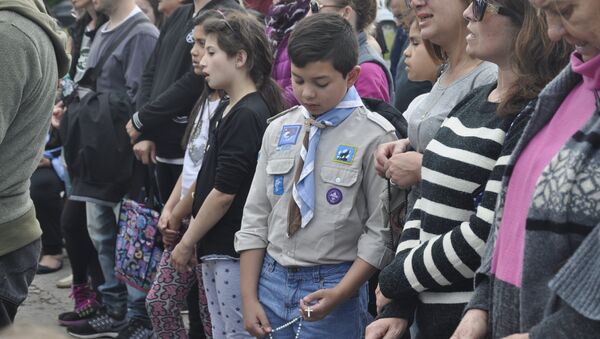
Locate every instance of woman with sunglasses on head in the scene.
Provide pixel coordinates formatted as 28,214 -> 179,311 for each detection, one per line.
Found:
452,0 -> 600,338
374,0 -> 497,216
367,1 -> 570,338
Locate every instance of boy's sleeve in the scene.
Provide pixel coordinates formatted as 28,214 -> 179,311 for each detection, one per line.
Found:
235,127 -> 273,252
357,132 -> 397,269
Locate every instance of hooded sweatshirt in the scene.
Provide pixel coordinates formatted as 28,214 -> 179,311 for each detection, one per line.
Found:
0,0 -> 69,255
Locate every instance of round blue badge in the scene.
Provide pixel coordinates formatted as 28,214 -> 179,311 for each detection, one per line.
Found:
326,188 -> 343,205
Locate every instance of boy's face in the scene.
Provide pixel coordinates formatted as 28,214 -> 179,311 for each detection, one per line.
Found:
291,61 -> 360,116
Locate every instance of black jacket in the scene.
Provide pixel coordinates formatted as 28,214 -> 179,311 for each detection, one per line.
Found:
135,0 -> 243,159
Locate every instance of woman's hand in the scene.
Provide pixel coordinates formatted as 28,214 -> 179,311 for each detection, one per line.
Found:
375,284 -> 392,315
450,309 -> 488,339
374,139 -> 411,178
157,208 -> 178,247
365,317 -> 409,339
384,151 -> 423,188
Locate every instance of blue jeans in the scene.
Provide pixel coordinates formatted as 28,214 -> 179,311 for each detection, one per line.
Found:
258,254 -> 368,339
0,238 -> 41,328
86,202 -> 148,321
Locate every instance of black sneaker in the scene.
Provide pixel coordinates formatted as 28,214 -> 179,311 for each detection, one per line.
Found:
67,308 -> 127,338
115,319 -> 154,339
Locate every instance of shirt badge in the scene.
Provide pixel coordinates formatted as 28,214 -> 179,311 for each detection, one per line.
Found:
273,175 -> 284,196
278,124 -> 302,146
326,188 -> 343,205
333,144 -> 358,165
186,30 -> 194,44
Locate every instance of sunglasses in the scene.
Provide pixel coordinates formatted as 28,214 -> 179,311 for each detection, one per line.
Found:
310,0 -> 344,13
472,0 -> 523,22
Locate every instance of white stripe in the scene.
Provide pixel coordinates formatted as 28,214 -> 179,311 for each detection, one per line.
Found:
496,155 -> 511,166
484,180 -> 502,194
428,140 -> 497,170
444,117 -> 506,143
423,236 -> 451,286
397,239 -> 420,254
442,232 -> 474,278
419,228 -> 439,242
422,167 -> 480,193
404,250 -> 426,293
418,291 -> 473,304
461,221 -> 487,254
418,198 -> 474,222
476,205 -> 495,224
403,220 -> 421,230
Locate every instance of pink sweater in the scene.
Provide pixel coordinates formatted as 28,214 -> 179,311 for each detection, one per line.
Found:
491,52 -> 600,287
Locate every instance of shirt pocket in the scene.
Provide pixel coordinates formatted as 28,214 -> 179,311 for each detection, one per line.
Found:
319,166 -> 360,219
266,158 -> 295,204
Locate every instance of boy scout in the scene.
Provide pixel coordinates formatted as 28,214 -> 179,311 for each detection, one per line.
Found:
235,13 -> 396,338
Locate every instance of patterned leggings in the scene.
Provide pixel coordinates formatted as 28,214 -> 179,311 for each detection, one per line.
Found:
146,249 -> 212,338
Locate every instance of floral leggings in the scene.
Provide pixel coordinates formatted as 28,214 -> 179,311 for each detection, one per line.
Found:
146,249 -> 212,338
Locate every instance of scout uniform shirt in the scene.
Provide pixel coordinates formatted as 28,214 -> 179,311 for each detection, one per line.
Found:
235,105 -> 396,270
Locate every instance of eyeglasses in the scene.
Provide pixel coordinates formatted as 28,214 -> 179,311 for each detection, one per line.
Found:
310,0 -> 344,13
472,0 -> 523,22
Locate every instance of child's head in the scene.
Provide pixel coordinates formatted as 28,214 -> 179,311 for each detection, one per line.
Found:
201,11 -> 283,114
404,19 -> 440,83
316,0 -> 377,33
191,10 -> 224,76
288,13 -> 360,116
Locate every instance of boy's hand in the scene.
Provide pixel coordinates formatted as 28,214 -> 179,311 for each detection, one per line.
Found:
243,298 -> 272,337
299,288 -> 343,321
374,139 -> 410,178
365,317 -> 408,339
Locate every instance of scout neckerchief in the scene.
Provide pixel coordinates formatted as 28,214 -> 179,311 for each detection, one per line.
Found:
288,86 -> 364,236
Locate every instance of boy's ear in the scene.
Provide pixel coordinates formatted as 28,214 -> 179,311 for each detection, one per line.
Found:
236,49 -> 248,69
346,66 -> 361,88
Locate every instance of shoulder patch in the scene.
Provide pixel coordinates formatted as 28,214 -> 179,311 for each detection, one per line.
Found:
366,110 -> 395,133
267,105 -> 300,124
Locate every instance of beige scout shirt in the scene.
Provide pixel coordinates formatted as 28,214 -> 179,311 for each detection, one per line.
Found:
235,105 -> 396,269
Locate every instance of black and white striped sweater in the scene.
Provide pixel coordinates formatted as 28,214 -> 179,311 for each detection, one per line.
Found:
379,83 -> 517,337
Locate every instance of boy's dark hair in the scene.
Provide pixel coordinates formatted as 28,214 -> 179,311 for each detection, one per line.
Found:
288,13 -> 358,78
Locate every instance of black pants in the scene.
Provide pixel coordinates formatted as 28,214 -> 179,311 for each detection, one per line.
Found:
30,167 -> 64,256
0,239 -> 41,328
62,199 -> 104,290
155,161 -> 204,339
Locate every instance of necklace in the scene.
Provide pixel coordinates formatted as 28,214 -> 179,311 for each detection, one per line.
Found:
268,316 -> 303,339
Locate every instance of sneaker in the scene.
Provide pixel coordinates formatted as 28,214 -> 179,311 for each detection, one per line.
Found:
67,308 -> 127,338
58,283 -> 102,327
115,319 -> 154,339
56,274 -> 73,288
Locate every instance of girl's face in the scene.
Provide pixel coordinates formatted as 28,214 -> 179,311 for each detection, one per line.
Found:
137,0 -> 156,25
190,25 -> 207,75
158,0 -> 182,17
532,0 -> 600,61
410,0 -> 467,45
200,34 -> 239,91
72,0 -> 93,11
463,1 -> 520,66
404,22 -> 439,83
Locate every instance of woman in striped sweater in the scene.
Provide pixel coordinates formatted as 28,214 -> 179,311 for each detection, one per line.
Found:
366,1 -> 570,338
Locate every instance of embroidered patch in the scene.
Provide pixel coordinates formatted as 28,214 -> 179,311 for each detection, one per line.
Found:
278,125 -> 302,146
273,175 -> 284,195
326,188 -> 343,205
333,144 -> 358,165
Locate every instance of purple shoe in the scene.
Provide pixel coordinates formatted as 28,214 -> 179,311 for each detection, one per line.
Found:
58,283 -> 102,327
